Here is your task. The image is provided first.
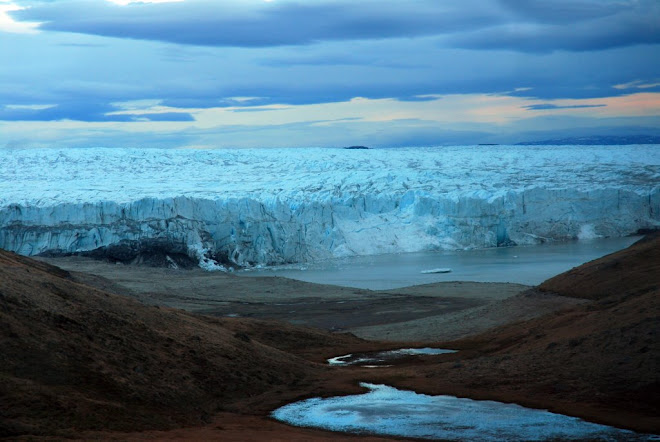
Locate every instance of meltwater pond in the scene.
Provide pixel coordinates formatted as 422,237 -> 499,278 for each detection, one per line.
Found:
243,236 -> 640,289
328,348 -> 457,366
272,383 -> 655,441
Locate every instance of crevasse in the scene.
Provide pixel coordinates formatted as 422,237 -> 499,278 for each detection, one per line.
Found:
1,146 -> 658,268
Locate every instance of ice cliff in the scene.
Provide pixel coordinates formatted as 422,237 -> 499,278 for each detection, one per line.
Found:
1,146 -> 658,268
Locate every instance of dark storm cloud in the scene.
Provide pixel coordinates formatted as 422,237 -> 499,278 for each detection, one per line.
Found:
12,0 -> 658,52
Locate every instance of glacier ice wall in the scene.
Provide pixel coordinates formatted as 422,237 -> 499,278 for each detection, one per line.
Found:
1,146 -> 658,267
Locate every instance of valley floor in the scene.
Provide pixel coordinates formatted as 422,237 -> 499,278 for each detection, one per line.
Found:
38,256 -> 567,342
4,245 -> 657,440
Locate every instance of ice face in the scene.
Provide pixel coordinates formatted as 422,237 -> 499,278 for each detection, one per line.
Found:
0,146 -> 658,268
271,383 -> 654,441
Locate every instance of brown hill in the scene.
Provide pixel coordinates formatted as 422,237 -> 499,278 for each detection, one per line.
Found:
539,233 -> 660,300
2,234 -> 658,438
0,249 -> 367,438
387,234 -> 660,433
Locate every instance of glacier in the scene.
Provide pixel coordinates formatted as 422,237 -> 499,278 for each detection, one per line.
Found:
0,145 -> 658,268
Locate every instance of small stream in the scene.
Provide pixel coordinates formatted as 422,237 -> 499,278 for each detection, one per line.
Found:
272,383 -> 656,441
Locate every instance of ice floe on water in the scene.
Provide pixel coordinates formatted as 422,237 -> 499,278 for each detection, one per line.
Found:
328,348 -> 457,366
272,383 -> 656,441
420,267 -> 452,274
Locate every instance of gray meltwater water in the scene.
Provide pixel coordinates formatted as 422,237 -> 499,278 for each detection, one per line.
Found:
242,236 -> 640,289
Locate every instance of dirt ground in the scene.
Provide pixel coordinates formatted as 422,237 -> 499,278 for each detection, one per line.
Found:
3,240 -> 656,440
39,256 -> 553,341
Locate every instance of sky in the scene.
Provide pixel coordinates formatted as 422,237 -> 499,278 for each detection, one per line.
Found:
0,0 -> 659,148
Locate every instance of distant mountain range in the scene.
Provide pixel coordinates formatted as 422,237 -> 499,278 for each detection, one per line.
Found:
516,135 -> 660,145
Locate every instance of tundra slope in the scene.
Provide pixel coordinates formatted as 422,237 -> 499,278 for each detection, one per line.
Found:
1,235 -> 658,438
1,146 -> 658,267
0,248 -> 380,438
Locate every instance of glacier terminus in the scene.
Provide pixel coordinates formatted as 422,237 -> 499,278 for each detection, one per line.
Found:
1,145 -> 658,269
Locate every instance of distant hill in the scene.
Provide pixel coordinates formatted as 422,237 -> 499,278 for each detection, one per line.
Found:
516,135 -> 660,145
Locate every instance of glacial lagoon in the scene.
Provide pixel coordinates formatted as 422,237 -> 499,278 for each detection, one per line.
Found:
244,236 -> 641,289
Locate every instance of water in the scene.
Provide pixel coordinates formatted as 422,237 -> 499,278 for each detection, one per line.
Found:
272,383 -> 655,441
241,236 -> 640,289
327,348 -> 457,366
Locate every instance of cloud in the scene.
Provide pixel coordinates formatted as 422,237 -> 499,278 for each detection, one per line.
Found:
1,0 -> 659,147
229,106 -> 291,113
132,112 -> 195,121
10,0 -> 659,52
524,103 -> 607,111
0,1 -> 40,33
106,0 -> 183,5
614,80 -> 660,90
448,23 -> 660,53
0,101 -> 195,122
5,111 -> 659,150
259,53 -> 429,69
497,0 -> 627,24
4,103 -> 56,111
446,1 -> 660,53
1,28 -> 658,131
12,0 -> 496,47
0,102 -> 135,121
396,95 -> 441,103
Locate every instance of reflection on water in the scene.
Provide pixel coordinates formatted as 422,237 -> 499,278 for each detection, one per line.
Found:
328,348 -> 457,366
242,236 -> 640,289
272,383 -> 654,441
